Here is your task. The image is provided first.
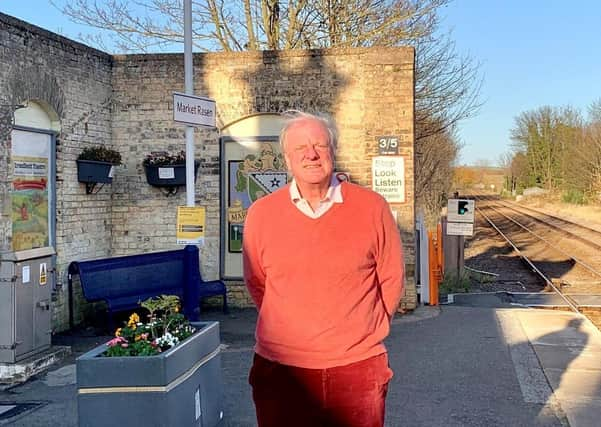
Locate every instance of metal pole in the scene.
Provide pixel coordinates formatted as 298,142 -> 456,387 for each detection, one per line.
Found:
182,0 -> 199,319
184,0 -> 194,207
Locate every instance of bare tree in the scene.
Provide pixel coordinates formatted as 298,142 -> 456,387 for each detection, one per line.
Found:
505,152 -> 529,194
588,98 -> 601,124
52,0 -> 445,51
52,0 -> 482,217
584,122 -> 601,198
414,33 -> 482,141
565,120 -> 601,200
507,102 -> 601,203
53,1 -> 481,131
497,152 -> 512,170
510,106 -> 581,190
415,125 -> 460,222
497,151 -> 515,193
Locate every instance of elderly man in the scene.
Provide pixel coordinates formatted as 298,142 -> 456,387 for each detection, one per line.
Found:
243,110 -> 404,427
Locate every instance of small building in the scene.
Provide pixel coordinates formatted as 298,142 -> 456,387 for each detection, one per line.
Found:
0,12 -> 417,333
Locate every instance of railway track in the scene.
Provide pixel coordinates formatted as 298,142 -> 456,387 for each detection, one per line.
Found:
471,195 -> 601,316
478,195 -> 601,251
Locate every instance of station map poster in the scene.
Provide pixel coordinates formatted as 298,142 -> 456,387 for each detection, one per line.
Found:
11,130 -> 51,251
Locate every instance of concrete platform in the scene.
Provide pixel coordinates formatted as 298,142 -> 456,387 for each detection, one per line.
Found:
0,304 -> 599,426
507,309 -> 601,427
0,346 -> 71,388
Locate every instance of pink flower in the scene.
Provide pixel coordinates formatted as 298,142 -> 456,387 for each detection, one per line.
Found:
121,343 -> 129,348
107,336 -> 127,347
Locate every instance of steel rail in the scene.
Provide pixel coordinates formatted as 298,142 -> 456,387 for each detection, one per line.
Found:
492,197 -> 601,236
479,204 -> 601,280
482,198 -> 601,251
476,206 -> 580,313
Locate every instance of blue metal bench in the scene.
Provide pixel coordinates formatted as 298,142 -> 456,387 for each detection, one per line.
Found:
67,247 -> 227,330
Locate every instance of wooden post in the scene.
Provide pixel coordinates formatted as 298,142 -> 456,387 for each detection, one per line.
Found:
442,217 -> 465,278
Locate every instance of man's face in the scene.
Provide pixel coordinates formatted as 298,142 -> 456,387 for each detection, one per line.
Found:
283,119 -> 334,188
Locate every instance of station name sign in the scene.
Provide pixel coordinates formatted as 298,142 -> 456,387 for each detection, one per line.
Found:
173,92 -> 216,128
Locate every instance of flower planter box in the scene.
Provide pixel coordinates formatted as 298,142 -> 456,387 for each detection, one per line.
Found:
76,321 -> 224,427
76,160 -> 114,184
144,161 -> 200,187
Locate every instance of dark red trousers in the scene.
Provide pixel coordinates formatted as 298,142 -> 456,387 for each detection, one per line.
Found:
249,353 -> 393,427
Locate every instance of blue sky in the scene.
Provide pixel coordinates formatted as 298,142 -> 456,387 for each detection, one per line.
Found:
2,0 -> 600,166
441,0 -> 601,165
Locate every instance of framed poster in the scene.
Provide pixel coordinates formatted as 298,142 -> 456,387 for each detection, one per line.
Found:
225,144 -> 288,255
11,130 -> 53,251
220,113 -> 288,279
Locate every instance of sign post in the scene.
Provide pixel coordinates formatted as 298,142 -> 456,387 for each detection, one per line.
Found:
444,198 -> 476,284
184,0 -> 194,207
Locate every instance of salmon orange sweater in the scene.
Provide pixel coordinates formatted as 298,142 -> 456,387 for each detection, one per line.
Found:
243,181 -> 404,369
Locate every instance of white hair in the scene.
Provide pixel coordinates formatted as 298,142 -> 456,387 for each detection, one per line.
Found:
279,110 -> 338,154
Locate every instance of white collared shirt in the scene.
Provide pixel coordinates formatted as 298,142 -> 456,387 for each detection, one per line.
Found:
289,175 -> 343,218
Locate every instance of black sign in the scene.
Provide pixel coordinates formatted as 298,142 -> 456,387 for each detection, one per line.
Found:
377,136 -> 399,155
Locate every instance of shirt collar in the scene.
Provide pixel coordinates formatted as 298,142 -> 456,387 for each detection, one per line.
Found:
289,175 -> 343,203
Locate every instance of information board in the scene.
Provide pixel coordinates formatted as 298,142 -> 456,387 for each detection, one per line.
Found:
176,206 -> 206,245
371,156 -> 405,203
446,222 -> 474,236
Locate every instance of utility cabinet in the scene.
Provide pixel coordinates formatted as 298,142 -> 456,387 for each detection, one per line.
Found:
0,248 -> 55,363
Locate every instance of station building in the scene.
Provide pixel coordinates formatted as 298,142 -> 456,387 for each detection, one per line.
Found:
0,12 -> 416,334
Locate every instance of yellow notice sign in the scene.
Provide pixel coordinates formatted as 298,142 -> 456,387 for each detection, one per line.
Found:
39,263 -> 47,285
176,206 -> 206,245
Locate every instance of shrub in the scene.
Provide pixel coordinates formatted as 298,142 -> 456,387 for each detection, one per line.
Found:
561,189 -> 586,205
439,270 -> 471,294
77,146 -> 122,165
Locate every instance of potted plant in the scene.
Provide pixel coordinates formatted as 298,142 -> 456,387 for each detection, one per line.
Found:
76,295 -> 224,427
76,146 -> 122,193
143,150 -> 200,187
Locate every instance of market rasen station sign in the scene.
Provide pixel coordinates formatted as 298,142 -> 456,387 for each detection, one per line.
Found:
173,92 -> 216,128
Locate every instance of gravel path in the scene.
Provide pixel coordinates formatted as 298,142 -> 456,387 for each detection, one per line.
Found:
464,211 -> 546,293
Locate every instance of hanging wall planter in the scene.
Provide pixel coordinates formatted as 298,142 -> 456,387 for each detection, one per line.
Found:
144,161 -> 200,187
77,160 -> 114,183
76,146 -> 122,194
143,151 -> 200,191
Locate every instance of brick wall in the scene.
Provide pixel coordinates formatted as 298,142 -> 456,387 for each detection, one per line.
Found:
0,13 -> 113,330
1,13 -> 417,333
112,47 -> 417,310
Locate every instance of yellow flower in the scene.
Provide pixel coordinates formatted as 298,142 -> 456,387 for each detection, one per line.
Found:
127,313 -> 140,328
135,334 -> 142,342
115,328 -> 122,337
175,306 -> 179,313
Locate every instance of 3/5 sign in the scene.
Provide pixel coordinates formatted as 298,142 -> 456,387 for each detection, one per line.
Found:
377,136 -> 399,155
